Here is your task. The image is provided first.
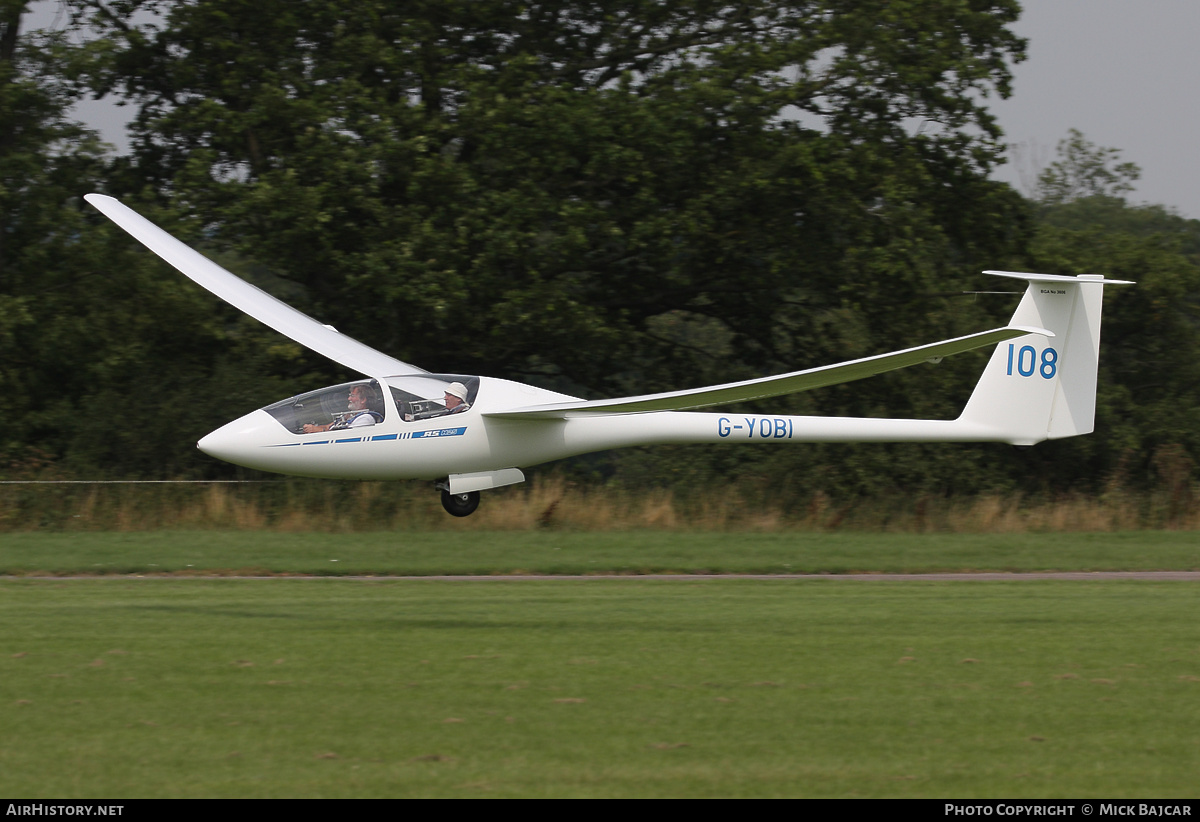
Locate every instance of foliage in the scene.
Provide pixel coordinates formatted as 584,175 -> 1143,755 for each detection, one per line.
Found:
62,0 -> 1028,393
1028,202 -> 1200,491
3,3 -> 1198,500
1014,132 -> 1200,493
0,2 -> 294,477
1034,128 -> 1141,207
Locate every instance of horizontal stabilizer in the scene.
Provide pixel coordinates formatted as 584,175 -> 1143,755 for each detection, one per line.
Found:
85,194 -> 426,379
486,325 -> 1049,419
984,270 -> 1135,286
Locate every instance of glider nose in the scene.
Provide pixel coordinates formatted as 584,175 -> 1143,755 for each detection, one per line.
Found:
197,409 -> 281,467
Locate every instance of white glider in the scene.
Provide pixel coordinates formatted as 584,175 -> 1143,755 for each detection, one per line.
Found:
85,194 -> 1132,516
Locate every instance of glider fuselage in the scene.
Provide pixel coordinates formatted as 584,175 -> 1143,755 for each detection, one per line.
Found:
198,375 -> 999,481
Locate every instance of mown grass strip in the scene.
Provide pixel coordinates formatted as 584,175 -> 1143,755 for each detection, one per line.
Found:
2,530 -> 1199,576
3,578 -> 1199,797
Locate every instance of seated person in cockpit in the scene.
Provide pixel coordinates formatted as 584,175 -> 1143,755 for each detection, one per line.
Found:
405,382 -> 471,421
303,384 -> 384,433
442,382 -> 471,415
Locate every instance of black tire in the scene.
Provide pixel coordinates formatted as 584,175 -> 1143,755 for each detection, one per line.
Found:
441,489 -> 481,517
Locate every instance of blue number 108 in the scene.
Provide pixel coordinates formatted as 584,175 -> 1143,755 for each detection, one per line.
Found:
1006,344 -> 1058,379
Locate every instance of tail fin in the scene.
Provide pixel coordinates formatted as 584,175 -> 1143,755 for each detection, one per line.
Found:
959,271 -> 1133,445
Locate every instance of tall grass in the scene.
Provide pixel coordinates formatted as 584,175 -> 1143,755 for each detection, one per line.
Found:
1,474 -> 1197,532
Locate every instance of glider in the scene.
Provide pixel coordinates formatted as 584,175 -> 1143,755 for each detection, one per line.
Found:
86,194 -> 1132,516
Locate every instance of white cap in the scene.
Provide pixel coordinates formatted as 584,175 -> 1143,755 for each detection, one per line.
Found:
445,382 -> 469,400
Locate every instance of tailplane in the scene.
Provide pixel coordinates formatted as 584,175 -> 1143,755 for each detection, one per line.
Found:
958,271 -> 1133,445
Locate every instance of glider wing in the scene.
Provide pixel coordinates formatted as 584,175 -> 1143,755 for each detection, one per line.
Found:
484,325 -> 1050,419
85,194 -> 426,378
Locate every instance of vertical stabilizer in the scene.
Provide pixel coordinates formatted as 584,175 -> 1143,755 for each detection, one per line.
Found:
958,272 -> 1132,445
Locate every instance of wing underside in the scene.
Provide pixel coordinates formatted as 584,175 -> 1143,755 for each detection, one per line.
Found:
484,325 -> 1051,419
85,194 -> 425,378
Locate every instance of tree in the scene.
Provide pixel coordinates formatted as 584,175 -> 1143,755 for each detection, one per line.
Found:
64,0 -> 1029,402
0,0 -> 110,468
1034,128 -> 1141,207
0,2 -> 300,478
15,5 -> 1190,498
1023,131 -> 1200,491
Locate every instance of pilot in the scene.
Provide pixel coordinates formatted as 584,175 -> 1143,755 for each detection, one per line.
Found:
303,383 -> 383,433
443,382 -> 471,415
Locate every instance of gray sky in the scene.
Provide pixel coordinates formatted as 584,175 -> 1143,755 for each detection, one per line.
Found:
990,1 -> 1200,218
28,1 -> 1200,219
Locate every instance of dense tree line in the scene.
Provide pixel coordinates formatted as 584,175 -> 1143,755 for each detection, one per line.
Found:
2,1 -> 1197,499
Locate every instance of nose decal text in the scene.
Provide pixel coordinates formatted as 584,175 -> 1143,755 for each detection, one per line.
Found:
268,427 -> 467,447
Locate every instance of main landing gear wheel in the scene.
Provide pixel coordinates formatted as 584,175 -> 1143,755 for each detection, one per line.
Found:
441,489 -> 480,517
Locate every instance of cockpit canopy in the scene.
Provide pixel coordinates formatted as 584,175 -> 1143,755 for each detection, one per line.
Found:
262,375 -> 480,435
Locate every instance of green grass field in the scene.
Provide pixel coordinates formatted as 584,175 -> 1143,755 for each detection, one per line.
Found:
2,531 -> 1199,797
1,529 -> 1199,576
4,578 -> 1200,797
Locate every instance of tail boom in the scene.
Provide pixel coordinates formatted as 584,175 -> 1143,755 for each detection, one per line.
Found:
497,271 -> 1132,466
482,413 -> 1015,472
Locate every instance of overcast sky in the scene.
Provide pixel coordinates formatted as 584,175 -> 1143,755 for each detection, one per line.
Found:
989,0 -> 1200,218
27,1 -> 1200,219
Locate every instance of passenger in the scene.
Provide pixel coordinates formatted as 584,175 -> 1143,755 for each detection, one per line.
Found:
303,383 -> 383,433
442,382 -> 471,415
403,382 -> 473,421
